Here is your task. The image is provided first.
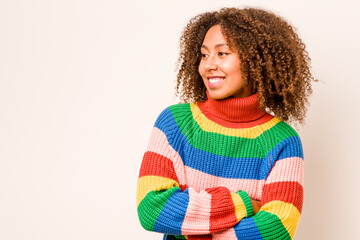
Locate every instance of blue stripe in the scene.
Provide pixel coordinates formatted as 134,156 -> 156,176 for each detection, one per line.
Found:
234,217 -> 263,239
276,135 -> 304,160
183,145 -> 273,179
153,189 -> 189,235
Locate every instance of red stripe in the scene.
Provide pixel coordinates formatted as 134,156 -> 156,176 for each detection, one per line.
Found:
138,151 -> 179,182
197,102 -> 274,128
206,187 -> 238,232
262,181 -> 303,213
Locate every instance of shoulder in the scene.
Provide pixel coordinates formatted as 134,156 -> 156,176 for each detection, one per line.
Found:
270,117 -> 304,159
154,102 -> 193,130
271,117 -> 300,139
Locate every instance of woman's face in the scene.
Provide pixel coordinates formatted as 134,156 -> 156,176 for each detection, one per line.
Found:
199,25 -> 252,99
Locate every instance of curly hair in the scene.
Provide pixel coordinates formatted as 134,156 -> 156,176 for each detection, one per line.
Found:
176,7 -> 318,126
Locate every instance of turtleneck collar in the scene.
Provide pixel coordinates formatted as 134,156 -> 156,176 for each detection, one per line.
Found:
199,91 -> 266,123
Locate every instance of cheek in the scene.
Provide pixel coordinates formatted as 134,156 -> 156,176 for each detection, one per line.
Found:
225,60 -> 242,78
198,62 -> 205,77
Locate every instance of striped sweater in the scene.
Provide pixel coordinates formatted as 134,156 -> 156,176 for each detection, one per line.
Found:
136,92 -> 304,240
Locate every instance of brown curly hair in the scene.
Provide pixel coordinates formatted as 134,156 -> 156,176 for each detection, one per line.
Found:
176,7 -> 318,126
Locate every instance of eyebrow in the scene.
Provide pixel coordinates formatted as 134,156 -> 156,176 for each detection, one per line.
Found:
201,43 -> 229,50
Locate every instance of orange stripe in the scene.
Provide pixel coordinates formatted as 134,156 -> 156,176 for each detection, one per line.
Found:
139,151 -> 179,182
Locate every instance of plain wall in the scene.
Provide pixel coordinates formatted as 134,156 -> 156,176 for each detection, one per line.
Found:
0,0 -> 359,239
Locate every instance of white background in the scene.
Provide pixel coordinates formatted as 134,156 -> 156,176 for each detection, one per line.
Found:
0,0 -> 359,239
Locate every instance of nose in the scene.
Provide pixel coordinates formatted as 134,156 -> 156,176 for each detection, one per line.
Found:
204,54 -> 218,71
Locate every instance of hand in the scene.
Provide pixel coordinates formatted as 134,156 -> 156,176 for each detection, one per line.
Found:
251,199 -> 261,215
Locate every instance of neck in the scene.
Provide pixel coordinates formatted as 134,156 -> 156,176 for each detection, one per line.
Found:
197,91 -> 267,124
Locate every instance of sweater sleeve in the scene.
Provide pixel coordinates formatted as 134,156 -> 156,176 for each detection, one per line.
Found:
211,134 -> 304,240
136,108 -> 254,235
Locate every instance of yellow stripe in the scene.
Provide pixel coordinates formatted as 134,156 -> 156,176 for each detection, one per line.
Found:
261,201 -> 301,239
136,175 -> 179,207
190,103 -> 281,138
230,193 -> 247,221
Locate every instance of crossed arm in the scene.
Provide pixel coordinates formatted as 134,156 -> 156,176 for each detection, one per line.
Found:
137,117 -> 304,239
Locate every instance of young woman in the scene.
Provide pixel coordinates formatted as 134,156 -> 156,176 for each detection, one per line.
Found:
136,7 -> 316,240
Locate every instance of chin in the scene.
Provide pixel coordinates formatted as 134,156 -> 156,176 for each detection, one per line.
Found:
207,89 -> 230,100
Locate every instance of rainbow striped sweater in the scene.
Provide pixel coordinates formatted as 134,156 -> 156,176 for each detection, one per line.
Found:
137,92 -> 304,240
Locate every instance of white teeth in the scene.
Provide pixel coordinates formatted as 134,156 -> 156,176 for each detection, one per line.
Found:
209,78 -> 224,84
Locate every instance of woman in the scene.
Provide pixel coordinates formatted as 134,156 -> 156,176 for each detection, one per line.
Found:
137,7 -> 316,240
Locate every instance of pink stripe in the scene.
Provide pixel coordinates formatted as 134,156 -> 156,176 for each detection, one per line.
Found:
212,227 -> 237,240
181,188 -> 212,235
266,157 -> 304,186
146,127 -> 187,186
184,166 -> 264,200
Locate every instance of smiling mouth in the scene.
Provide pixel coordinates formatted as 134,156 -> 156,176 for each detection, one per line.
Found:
208,77 -> 225,88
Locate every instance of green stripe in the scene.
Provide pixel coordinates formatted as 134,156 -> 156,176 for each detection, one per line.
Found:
237,190 -> 253,217
137,187 -> 180,231
168,104 -> 298,158
254,211 -> 291,240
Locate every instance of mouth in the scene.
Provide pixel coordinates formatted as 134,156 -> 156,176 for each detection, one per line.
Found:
208,77 -> 225,88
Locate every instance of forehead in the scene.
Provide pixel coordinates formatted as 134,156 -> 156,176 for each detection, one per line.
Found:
202,25 -> 229,47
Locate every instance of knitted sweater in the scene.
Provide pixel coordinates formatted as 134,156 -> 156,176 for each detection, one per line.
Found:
136,92 -> 304,240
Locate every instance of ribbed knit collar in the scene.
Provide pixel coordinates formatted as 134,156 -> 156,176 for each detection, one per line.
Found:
201,91 -> 266,123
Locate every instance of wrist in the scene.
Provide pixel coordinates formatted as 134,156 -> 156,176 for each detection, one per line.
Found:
231,190 -> 254,221
236,190 -> 253,217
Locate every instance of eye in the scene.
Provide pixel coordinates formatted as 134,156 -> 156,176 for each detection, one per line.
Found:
219,52 -> 228,56
201,53 -> 208,58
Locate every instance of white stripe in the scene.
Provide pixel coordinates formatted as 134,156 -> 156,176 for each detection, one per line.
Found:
181,188 -> 212,235
266,157 -> 304,186
184,166 -> 264,200
146,127 -> 187,186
